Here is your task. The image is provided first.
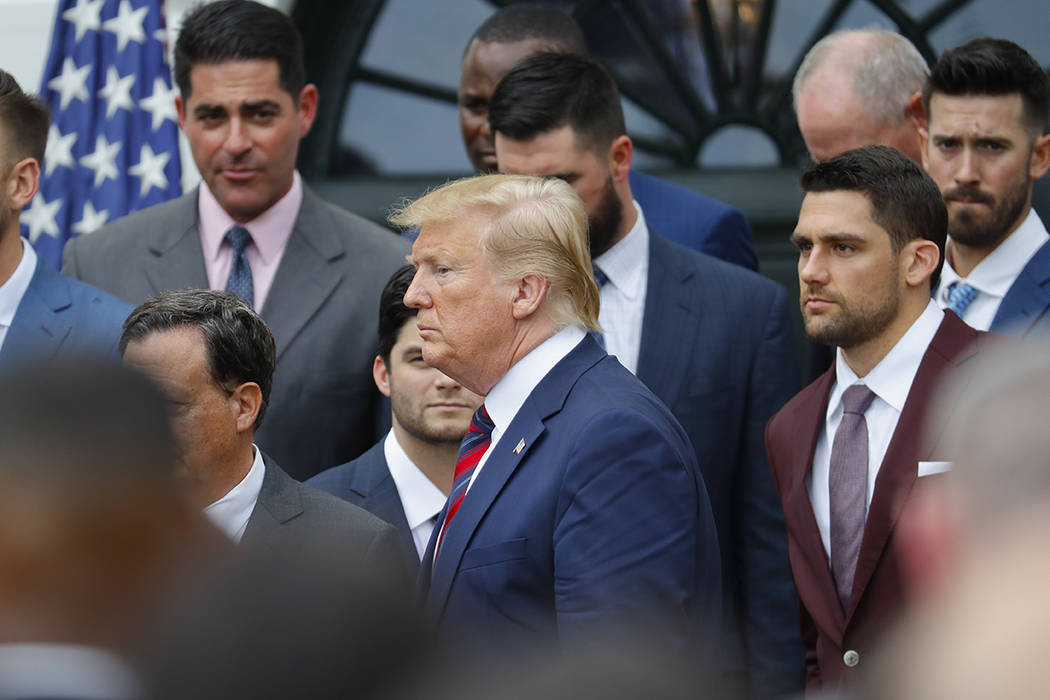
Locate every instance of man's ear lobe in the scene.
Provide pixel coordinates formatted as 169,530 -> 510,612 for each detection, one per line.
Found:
511,273 -> 549,320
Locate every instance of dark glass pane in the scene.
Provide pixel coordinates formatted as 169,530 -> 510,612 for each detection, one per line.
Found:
929,0 -> 1050,66
338,82 -> 471,176
358,0 -> 491,90
699,124 -> 779,166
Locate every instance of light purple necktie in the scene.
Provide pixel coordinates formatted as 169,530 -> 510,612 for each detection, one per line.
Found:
829,384 -> 876,612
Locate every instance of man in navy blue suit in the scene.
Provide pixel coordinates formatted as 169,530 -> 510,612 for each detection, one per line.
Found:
456,4 -> 757,270
393,173 -> 721,664
0,71 -> 129,363
491,53 -> 802,699
921,39 -> 1050,342
309,264 -> 484,569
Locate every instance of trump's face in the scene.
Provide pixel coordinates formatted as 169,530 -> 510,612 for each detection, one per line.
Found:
404,213 -> 518,396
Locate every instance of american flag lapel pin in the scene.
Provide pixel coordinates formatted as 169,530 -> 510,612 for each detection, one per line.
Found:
513,438 -> 526,454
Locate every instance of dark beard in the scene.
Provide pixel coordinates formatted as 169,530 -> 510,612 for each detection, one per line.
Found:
946,176 -> 1030,249
587,176 -> 624,259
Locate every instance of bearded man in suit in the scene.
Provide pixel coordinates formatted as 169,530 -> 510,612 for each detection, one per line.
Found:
767,145 -> 994,693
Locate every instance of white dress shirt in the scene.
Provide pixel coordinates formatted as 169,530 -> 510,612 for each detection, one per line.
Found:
592,201 -> 649,374
0,239 -> 37,352
936,208 -> 1049,330
202,445 -> 266,543
808,300 -> 944,561
383,429 -> 446,560
472,325 -> 586,487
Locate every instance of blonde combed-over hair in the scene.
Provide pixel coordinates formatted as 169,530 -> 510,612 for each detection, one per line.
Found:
390,174 -> 600,332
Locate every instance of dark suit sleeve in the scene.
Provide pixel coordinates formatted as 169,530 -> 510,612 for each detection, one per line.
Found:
703,207 -> 758,272
738,283 -> 805,697
363,521 -> 413,601
552,408 -> 721,658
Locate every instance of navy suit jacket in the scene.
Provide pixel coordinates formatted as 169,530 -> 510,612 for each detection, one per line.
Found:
637,232 -> 803,697
307,441 -> 419,571
629,170 -> 757,270
991,238 -> 1050,342
1,254 -> 131,364
419,335 -> 722,661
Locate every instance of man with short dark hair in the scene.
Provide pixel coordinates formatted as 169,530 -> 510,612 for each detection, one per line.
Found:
768,145 -> 990,692
310,265 -> 484,569
920,38 -> 1050,341
0,70 -> 129,362
62,0 -> 408,480
120,289 -> 406,574
491,51 -> 802,699
457,4 -> 756,269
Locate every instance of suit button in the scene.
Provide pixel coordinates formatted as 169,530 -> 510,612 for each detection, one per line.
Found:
843,649 -> 860,667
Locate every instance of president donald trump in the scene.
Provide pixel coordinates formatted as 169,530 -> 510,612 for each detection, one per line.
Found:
397,174 -> 721,662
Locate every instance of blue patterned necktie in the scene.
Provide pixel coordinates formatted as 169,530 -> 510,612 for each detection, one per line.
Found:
591,266 -> 609,350
225,226 -> 254,307
945,281 -> 978,317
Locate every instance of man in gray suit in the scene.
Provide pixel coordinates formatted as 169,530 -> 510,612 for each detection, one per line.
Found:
120,289 -> 406,580
62,0 -> 408,480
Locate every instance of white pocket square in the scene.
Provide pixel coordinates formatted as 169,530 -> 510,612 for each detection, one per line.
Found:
917,461 -> 952,477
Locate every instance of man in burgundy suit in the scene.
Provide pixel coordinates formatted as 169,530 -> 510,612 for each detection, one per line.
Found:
766,145 -> 993,693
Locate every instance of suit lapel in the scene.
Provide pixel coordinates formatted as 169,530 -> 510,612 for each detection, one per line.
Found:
261,187 -> 345,359
781,369 -> 848,643
992,240 -> 1050,338
636,232 -> 701,405
350,445 -> 414,551
1,258 -> 72,363
847,313 -> 979,619
241,456 -> 304,547
424,336 -> 605,620
143,190 -> 209,296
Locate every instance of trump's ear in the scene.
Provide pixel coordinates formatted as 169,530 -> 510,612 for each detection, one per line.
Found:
511,273 -> 549,321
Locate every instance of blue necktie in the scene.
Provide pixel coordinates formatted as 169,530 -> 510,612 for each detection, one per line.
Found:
225,226 -> 254,307
945,281 -> 978,317
591,266 -> 609,350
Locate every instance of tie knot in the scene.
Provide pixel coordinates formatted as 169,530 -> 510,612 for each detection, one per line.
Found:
592,266 -> 609,288
946,281 -> 979,316
841,384 -> 876,416
469,405 -> 495,436
226,225 -> 252,254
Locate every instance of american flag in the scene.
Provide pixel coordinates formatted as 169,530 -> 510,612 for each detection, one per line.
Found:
26,0 -> 182,269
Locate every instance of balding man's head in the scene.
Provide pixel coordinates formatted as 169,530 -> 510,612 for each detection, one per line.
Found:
793,29 -> 928,162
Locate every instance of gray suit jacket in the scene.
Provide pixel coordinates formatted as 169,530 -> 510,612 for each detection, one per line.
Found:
62,185 -> 409,480
243,455 -> 410,588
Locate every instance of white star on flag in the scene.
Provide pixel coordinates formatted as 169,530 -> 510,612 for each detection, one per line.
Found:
128,144 -> 170,196
62,0 -> 104,42
98,66 -> 136,118
80,134 -> 121,187
140,77 -> 178,131
47,57 -> 90,110
102,0 -> 147,52
45,125 -> 77,177
22,193 -> 62,243
72,201 -> 110,236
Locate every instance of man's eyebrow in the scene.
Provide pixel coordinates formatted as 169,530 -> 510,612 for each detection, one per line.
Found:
240,99 -> 282,112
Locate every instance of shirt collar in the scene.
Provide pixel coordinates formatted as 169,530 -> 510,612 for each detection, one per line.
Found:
941,208 -> 1049,300
382,430 -> 447,531
592,200 -> 648,300
202,445 -> 266,543
829,300 -> 944,416
0,239 -> 36,329
198,170 -> 303,265
485,326 -> 587,436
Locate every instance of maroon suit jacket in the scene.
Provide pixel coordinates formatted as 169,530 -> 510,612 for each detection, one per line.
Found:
765,311 -> 983,692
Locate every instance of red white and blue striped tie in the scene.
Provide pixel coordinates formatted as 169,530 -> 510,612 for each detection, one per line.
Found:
435,405 -> 494,561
